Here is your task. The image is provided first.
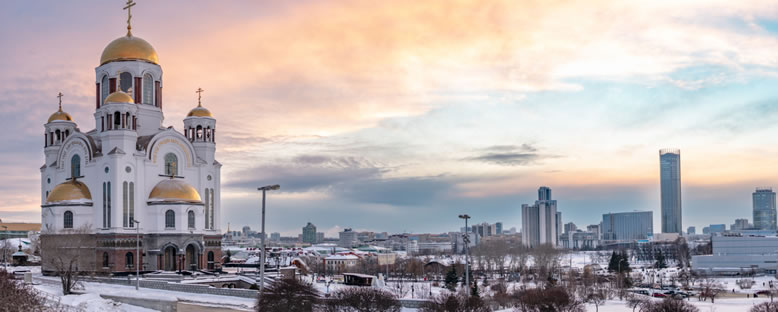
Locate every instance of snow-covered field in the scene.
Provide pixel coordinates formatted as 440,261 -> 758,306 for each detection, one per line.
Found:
7,248 -> 778,311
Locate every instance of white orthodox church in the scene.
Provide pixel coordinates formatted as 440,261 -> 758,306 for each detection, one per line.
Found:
40,10 -> 222,274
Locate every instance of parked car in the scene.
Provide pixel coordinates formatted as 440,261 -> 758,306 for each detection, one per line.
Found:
652,292 -> 667,298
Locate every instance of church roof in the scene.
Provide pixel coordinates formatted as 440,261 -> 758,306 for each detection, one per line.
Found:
107,147 -> 126,155
45,180 -> 92,204
105,91 -> 134,104
148,179 -> 202,204
101,34 -> 159,65
47,109 -> 73,123
187,106 -> 213,118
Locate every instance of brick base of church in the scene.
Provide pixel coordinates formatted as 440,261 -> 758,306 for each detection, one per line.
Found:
41,233 -> 222,275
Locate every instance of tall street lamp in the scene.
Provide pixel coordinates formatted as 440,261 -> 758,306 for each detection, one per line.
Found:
134,219 -> 141,290
257,184 -> 280,299
458,214 -> 471,295
1,220 -> 8,271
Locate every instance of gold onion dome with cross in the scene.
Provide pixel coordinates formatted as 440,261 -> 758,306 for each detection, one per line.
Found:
99,0 -> 158,66
187,88 -> 212,117
104,71 -> 135,104
48,92 -> 73,123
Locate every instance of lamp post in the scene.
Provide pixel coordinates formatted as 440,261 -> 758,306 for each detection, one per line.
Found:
2,226 -> 8,271
134,219 -> 140,290
1,220 -> 8,271
618,258 -> 626,300
458,214 -> 471,295
257,184 -> 280,299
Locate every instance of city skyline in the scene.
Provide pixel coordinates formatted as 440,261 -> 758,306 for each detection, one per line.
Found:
4,2 -> 778,236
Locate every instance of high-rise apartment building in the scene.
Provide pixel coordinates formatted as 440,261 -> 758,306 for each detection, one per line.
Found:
753,188 -> 777,230
564,222 -> 577,234
339,228 -> 358,247
522,186 -> 559,248
660,149 -> 682,233
602,211 -> 653,241
687,226 -> 696,235
587,224 -> 601,240
302,222 -> 317,244
731,218 -> 751,231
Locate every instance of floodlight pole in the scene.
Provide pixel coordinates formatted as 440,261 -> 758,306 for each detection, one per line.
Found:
257,184 -> 280,299
459,214 -> 471,295
134,220 -> 141,290
1,220 -> 8,271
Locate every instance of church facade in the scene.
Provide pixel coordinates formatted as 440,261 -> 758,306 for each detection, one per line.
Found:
40,18 -> 222,274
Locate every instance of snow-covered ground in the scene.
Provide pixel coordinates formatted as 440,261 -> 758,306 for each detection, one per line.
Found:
7,248 -> 778,311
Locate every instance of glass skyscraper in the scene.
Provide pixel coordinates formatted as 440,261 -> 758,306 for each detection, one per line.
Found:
660,149 -> 682,233
753,188 -> 777,230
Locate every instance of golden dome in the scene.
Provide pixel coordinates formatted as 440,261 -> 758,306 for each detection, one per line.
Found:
100,35 -> 159,65
148,179 -> 202,204
105,91 -> 135,104
187,106 -> 213,117
47,109 -> 73,123
46,180 -> 92,204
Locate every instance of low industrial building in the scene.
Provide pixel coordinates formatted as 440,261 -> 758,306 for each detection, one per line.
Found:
692,234 -> 778,275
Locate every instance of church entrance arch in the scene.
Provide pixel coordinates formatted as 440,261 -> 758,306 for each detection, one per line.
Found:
185,244 -> 198,271
164,246 -> 177,271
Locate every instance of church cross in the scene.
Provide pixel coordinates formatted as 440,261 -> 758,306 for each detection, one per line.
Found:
123,0 -> 136,36
196,88 -> 204,107
57,92 -> 64,111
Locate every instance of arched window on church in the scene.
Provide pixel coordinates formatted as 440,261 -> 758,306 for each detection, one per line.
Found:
101,75 -> 109,105
71,155 -> 80,178
207,251 -> 214,270
196,126 -> 203,141
125,252 -> 134,269
164,153 -> 178,176
143,74 -> 154,105
188,210 -> 195,229
102,252 -> 109,268
165,210 -> 175,229
114,111 -> 121,128
64,211 -> 73,229
120,72 -> 133,93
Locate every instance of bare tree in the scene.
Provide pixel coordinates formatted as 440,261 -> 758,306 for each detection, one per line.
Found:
43,225 -> 94,295
531,244 -> 561,285
625,294 -> 647,312
582,287 -> 607,312
700,278 -> 724,303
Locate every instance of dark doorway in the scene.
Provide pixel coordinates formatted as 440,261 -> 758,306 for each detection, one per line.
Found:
186,244 -> 198,271
164,246 -> 177,271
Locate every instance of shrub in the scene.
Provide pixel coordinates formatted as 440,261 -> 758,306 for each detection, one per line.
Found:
256,278 -> 319,312
750,302 -> 778,312
641,298 -> 699,312
0,270 -> 49,311
514,287 -> 583,312
420,292 -> 491,312
323,287 -> 401,312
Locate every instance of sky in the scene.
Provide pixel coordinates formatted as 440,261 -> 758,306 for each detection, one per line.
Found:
2,1 -> 778,237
